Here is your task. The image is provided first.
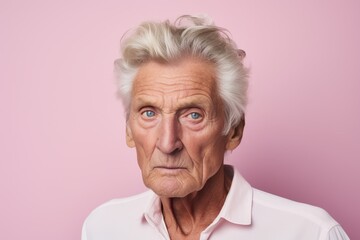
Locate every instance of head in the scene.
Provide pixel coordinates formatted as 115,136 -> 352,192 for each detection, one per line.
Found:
115,15 -> 249,197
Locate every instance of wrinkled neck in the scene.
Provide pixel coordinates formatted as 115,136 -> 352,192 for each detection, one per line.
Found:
160,165 -> 233,238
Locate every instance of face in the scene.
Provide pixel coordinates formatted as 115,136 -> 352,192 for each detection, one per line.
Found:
126,57 -> 236,198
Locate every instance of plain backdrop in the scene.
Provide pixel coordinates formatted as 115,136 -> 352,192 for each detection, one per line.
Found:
1,0 -> 359,239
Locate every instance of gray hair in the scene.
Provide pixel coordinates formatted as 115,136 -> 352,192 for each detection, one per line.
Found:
114,15 -> 249,135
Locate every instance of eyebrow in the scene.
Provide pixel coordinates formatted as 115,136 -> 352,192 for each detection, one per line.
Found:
133,95 -> 213,111
132,96 -> 160,108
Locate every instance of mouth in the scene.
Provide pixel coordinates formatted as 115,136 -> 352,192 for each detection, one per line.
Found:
153,166 -> 187,174
155,166 -> 187,170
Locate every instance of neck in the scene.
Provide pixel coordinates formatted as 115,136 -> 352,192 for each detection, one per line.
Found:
160,165 -> 232,239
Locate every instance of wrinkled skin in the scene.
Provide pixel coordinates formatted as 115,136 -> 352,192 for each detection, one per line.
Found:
126,57 -> 244,238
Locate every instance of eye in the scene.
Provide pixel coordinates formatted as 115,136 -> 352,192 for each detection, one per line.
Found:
188,112 -> 202,120
141,110 -> 156,118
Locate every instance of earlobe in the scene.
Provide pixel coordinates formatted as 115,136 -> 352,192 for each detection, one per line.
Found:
126,124 -> 135,148
226,117 -> 245,151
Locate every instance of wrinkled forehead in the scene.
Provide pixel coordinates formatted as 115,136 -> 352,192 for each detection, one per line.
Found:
131,57 -> 218,97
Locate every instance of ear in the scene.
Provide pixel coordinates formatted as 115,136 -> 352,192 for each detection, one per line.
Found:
226,117 -> 245,151
126,123 -> 135,148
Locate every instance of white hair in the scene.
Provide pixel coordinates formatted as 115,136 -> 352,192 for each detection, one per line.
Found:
114,15 -> 249,135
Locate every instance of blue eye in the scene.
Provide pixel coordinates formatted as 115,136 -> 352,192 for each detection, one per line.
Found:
143,110 -> 155,118
189,112 -> 201,119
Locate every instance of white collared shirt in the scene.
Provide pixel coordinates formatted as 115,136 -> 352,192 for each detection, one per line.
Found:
82,166 -> 349,240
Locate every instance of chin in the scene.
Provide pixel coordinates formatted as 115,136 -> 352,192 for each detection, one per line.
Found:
146,178 -> 195,198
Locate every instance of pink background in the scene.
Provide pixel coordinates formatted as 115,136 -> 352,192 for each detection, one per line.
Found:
1,0 -> 359,239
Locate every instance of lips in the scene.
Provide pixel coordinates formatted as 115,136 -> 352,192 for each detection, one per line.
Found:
154,166 -> 186,170
153,165 -> 188,174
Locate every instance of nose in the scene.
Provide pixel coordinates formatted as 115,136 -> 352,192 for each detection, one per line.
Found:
156,116 -> 183,154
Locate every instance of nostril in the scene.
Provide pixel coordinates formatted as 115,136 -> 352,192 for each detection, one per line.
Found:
170,141 -> 183,155
157,138 -> 183,155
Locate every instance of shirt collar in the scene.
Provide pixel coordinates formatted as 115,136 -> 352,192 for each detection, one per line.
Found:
217,165 -> 253,225
143,191 -> 170,239
143,191 -> 162,226
143,165 -> 253,226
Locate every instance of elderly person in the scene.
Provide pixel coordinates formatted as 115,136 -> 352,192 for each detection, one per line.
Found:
82,15 -> 349,240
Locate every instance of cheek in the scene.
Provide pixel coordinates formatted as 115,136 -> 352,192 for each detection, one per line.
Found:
182,126 -> 226,164
130,122 -> 158,161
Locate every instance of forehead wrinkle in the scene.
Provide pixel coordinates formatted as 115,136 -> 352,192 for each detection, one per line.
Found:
133,81 -> 216,108
134,93 -> 212,108
134,76 -> 215,94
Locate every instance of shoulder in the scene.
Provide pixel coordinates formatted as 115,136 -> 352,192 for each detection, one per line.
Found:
252,188 -> 339,232
82,191 -> 162,240
84,191 -> 153,227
